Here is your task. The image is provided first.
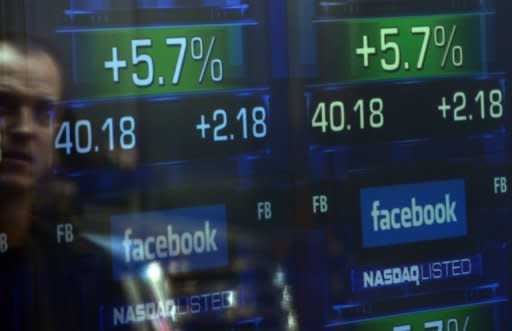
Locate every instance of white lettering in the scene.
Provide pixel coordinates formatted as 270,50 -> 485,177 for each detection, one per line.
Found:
371,194 -> 458,232
112,292 -> 235,326
122,221 -> 219,264
362,258 -> 473,289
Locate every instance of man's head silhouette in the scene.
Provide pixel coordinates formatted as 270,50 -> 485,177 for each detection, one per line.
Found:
0,36 -> 62,190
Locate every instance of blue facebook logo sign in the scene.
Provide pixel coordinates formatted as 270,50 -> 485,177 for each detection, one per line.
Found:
111,205 -> 228,280
360,179 -> 467,248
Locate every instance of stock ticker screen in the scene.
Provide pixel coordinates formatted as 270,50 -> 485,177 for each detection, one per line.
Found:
0,0 -> 511,330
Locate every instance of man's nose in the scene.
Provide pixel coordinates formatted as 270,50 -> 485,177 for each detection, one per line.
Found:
7,104 -> 37,137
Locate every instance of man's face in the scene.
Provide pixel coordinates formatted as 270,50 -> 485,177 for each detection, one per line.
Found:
0,42 -> 61,190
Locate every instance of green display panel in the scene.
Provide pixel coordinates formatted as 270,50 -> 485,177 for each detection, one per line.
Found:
332,301 -> 500,330
316,13 -> 489,83
69,24 -> 252,99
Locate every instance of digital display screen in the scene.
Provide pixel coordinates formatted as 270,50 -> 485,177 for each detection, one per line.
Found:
0,0 -> 511,330
110,204 -> 229,280
360,179 -> 468,248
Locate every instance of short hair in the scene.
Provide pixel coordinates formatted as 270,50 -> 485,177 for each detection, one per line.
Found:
0,32 -> 67,98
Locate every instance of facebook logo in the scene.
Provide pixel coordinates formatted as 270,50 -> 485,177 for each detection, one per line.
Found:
360,179 -> 468,248
111,205 -> 228,280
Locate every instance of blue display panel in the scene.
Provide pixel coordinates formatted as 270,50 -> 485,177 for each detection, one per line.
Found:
360,179 -> 468,248
110,205 -> 229,280
287,0 -> 511,329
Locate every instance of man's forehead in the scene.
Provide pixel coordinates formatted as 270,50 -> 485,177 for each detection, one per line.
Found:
0,42 -> 62,100
0,43 -> 20,64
